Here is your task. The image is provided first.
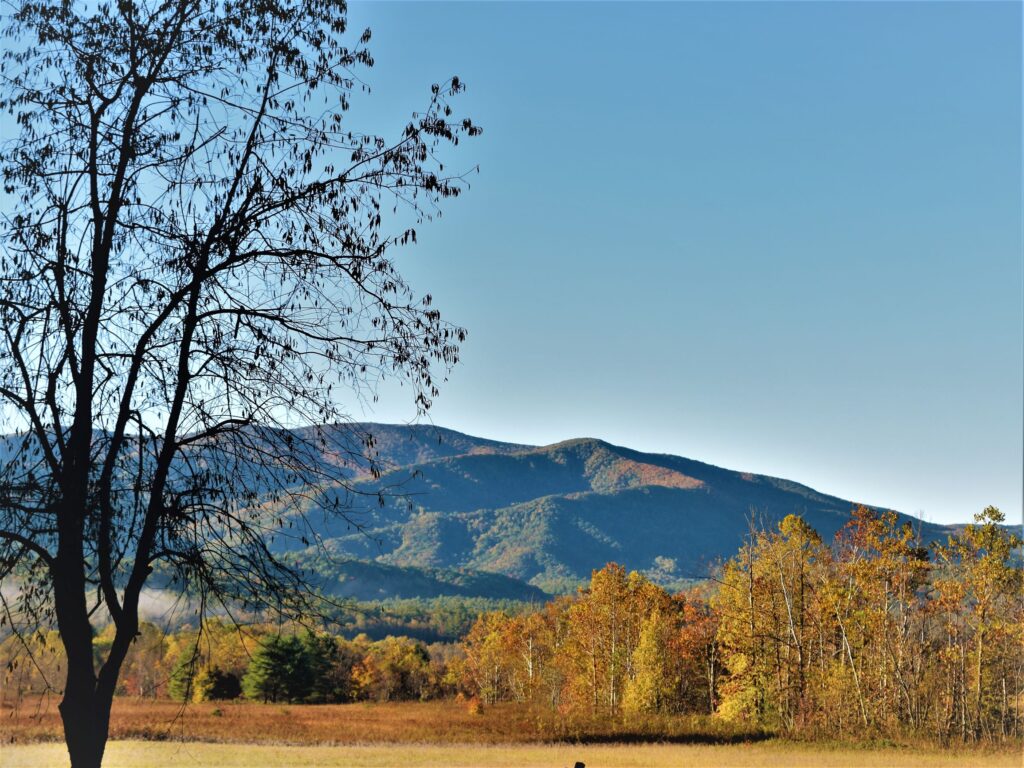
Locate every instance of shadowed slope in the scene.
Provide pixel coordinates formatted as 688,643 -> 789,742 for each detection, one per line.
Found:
287,428 -> 954,594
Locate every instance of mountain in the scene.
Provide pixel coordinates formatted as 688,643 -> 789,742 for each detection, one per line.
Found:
280,424 -> 957,595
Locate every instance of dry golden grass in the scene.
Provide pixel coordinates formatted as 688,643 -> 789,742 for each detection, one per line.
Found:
3,698 -> 1020,768
0,697 -> 762,746
2,741 -> 1021,768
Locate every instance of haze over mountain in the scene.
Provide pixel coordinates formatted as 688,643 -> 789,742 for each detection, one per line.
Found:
280,423 -> 956,597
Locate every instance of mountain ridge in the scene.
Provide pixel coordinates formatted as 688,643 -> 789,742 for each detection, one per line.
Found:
279,423 -> 960,595
0,422 -> 966,600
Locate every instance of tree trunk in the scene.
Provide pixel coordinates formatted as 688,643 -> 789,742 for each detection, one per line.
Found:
54,511 -> 109,768
974,627 -> 984,739
52,493 -> 123,768
59,682 -> 112,768
706,641 -> 717,715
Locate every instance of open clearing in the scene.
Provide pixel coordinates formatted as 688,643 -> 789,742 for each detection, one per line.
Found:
3,700 -> 1020,767
2,741 -> 1021,768
1,698 -> 768,744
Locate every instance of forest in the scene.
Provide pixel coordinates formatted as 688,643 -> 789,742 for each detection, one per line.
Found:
4,505 -> 1020,746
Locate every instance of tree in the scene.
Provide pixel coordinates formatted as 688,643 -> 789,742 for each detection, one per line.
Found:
0,0 -> 479,765
622,609 -> 671,715
352,635 -> 431,702
461,611 -> 515,704
672,588 -> 719,715
301,629 -> 350,703
116,622 -> 168,698
561,564 -> 672,715
713,514 -> 826,730
827,506 -> 932,735
241,634 -> 312,703
933,506 -> 1023,740
167,644 -> 200,703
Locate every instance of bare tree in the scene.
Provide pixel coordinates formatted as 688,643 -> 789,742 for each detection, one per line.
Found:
0,0 -> 479,765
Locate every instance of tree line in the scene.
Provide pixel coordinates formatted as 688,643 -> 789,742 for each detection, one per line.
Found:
2,620 -> 457,706
459,506 -> 1022,744
3,505 -> 1019,745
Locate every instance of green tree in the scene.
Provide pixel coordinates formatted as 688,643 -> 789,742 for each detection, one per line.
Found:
167,647 -> 199,703
301,630 -> 350,704
241,636 -> 312,703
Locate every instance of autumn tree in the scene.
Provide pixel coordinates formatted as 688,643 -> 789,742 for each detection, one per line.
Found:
559,564 -> 674,715
672,588 -> 720,714
506,609 -> 556,704
351,635 -> 432,702
0,0 -> 479,764
0,627 -> 65,702
622,609 -> 672,715
461,611 -> 515,704
711,506 -> 1022,743
933,506 -> 1022,740
714,514 -> 828,730
116,622 -> 169,698
459,608 -> 558,706
823,506 -> 932,734
562,564 -> 631,713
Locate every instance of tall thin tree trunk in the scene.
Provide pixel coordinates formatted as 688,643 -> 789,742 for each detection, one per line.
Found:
974,628 -> 984,739
832,602 -> 869,728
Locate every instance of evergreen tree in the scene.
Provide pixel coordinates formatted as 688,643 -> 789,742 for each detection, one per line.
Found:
241,636 -> 312,703
167,647 -> 198,703
301,630 -> 349,704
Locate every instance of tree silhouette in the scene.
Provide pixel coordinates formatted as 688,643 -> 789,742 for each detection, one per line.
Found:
0,0 -> 479,765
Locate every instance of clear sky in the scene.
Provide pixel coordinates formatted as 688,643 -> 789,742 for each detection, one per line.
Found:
340,1 -> 1021,526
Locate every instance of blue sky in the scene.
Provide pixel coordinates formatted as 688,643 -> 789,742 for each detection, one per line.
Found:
342,1 -> 1021,526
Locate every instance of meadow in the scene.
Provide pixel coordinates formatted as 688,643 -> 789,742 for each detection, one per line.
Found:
4,697 -> 765,745
3,698 -> 1021,768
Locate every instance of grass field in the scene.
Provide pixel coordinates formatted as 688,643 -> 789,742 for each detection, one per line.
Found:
3,741 -> 1022,768
2,698 -> 1020,767
0,698 -> 767,745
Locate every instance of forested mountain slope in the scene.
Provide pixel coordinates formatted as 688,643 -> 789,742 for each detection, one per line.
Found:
283,424 -> 955,594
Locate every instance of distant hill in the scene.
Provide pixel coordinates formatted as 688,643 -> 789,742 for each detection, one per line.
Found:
278,424 -> 957,595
